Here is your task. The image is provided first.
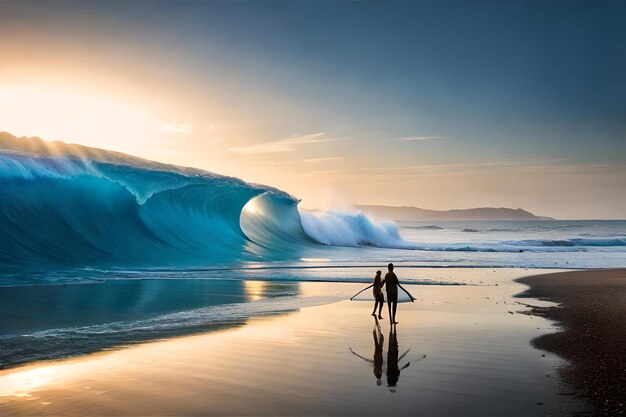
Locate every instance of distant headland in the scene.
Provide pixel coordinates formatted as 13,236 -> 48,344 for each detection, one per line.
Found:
355,205 -> 554,221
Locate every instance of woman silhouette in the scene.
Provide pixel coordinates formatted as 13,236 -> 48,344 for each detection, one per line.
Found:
371,270 -> 385,319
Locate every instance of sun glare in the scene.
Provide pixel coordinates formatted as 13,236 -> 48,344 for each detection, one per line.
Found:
0,85 -> 163,154
243,280 -> 267,301
0,367 -> 57,398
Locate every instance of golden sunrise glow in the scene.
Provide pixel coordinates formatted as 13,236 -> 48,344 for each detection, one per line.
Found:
0,6 -> 624,219
0,86 -> 164,155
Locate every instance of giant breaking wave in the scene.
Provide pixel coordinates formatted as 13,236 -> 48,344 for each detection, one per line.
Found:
0,149 -> 410,270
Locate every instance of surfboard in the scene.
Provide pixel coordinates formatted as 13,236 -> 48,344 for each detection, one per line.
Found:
350,284 -> 415,303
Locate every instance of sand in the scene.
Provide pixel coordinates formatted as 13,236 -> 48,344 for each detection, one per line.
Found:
516,269 -> 626,416
0,269 -> 589,416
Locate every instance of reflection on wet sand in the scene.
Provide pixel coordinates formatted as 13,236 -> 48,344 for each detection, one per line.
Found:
349,319 -> 385,385
350,318 -> 426,391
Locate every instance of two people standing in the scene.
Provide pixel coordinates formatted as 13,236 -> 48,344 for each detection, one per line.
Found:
350,265 -> 422,389
371,263 -> 415,324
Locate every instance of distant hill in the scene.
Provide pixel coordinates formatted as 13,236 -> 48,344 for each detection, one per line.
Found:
355,205 -> 554,221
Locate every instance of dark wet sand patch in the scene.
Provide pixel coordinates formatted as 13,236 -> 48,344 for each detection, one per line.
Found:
517,269 -> 626,416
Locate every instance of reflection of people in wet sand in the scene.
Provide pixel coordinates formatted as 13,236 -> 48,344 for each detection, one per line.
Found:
350,320 -> 425,390
385,263 -> 415,325
386,327 -> 403,388
371,270 -> 385,319
373,326 -> 384,383
350,318 -> 384,385
386,327 -> 426,391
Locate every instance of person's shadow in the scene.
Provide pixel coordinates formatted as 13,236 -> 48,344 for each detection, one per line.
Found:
350,317 -> 426,391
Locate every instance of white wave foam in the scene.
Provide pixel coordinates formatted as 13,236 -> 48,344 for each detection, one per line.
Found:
299,209 -> 415,249
501,238 -> 626,247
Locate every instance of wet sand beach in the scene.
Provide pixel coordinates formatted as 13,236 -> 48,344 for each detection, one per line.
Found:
517,269 -> 626,416
0,269 -> 589,416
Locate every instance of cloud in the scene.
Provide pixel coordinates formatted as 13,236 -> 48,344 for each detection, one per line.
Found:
305,160 -> 626,180
228,132 -> 341,154
399,136 -> 449,141
303,157 -> 347,163
158,124 -> 193,134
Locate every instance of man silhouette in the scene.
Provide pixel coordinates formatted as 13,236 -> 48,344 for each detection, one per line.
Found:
384,263 -> 415,325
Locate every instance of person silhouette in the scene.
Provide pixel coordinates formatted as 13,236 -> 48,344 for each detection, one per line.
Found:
371,270 -> 385,319
384,263 -> 415,325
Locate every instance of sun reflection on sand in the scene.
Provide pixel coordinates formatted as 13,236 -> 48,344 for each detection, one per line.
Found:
0,367 -> 57,398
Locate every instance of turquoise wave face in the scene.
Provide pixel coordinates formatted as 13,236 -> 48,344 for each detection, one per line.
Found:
0,152 -> 310,270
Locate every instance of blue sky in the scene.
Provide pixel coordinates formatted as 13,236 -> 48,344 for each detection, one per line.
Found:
1,1 -> 625,217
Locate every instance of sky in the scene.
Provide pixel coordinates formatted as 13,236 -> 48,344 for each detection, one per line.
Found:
1,1 -> 625,219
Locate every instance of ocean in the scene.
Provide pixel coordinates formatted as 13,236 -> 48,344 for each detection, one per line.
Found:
1,150 -> 625,286
1,150 -> 625,368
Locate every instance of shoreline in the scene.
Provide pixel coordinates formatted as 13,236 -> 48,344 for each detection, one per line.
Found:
516,269 -> 626,416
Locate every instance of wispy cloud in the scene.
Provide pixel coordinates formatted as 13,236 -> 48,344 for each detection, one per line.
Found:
399,136 -> 449,141
302,157 -> 347,163
158,124 -> 193,134
304,160 -> 626,179
228,132 -> 341,154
